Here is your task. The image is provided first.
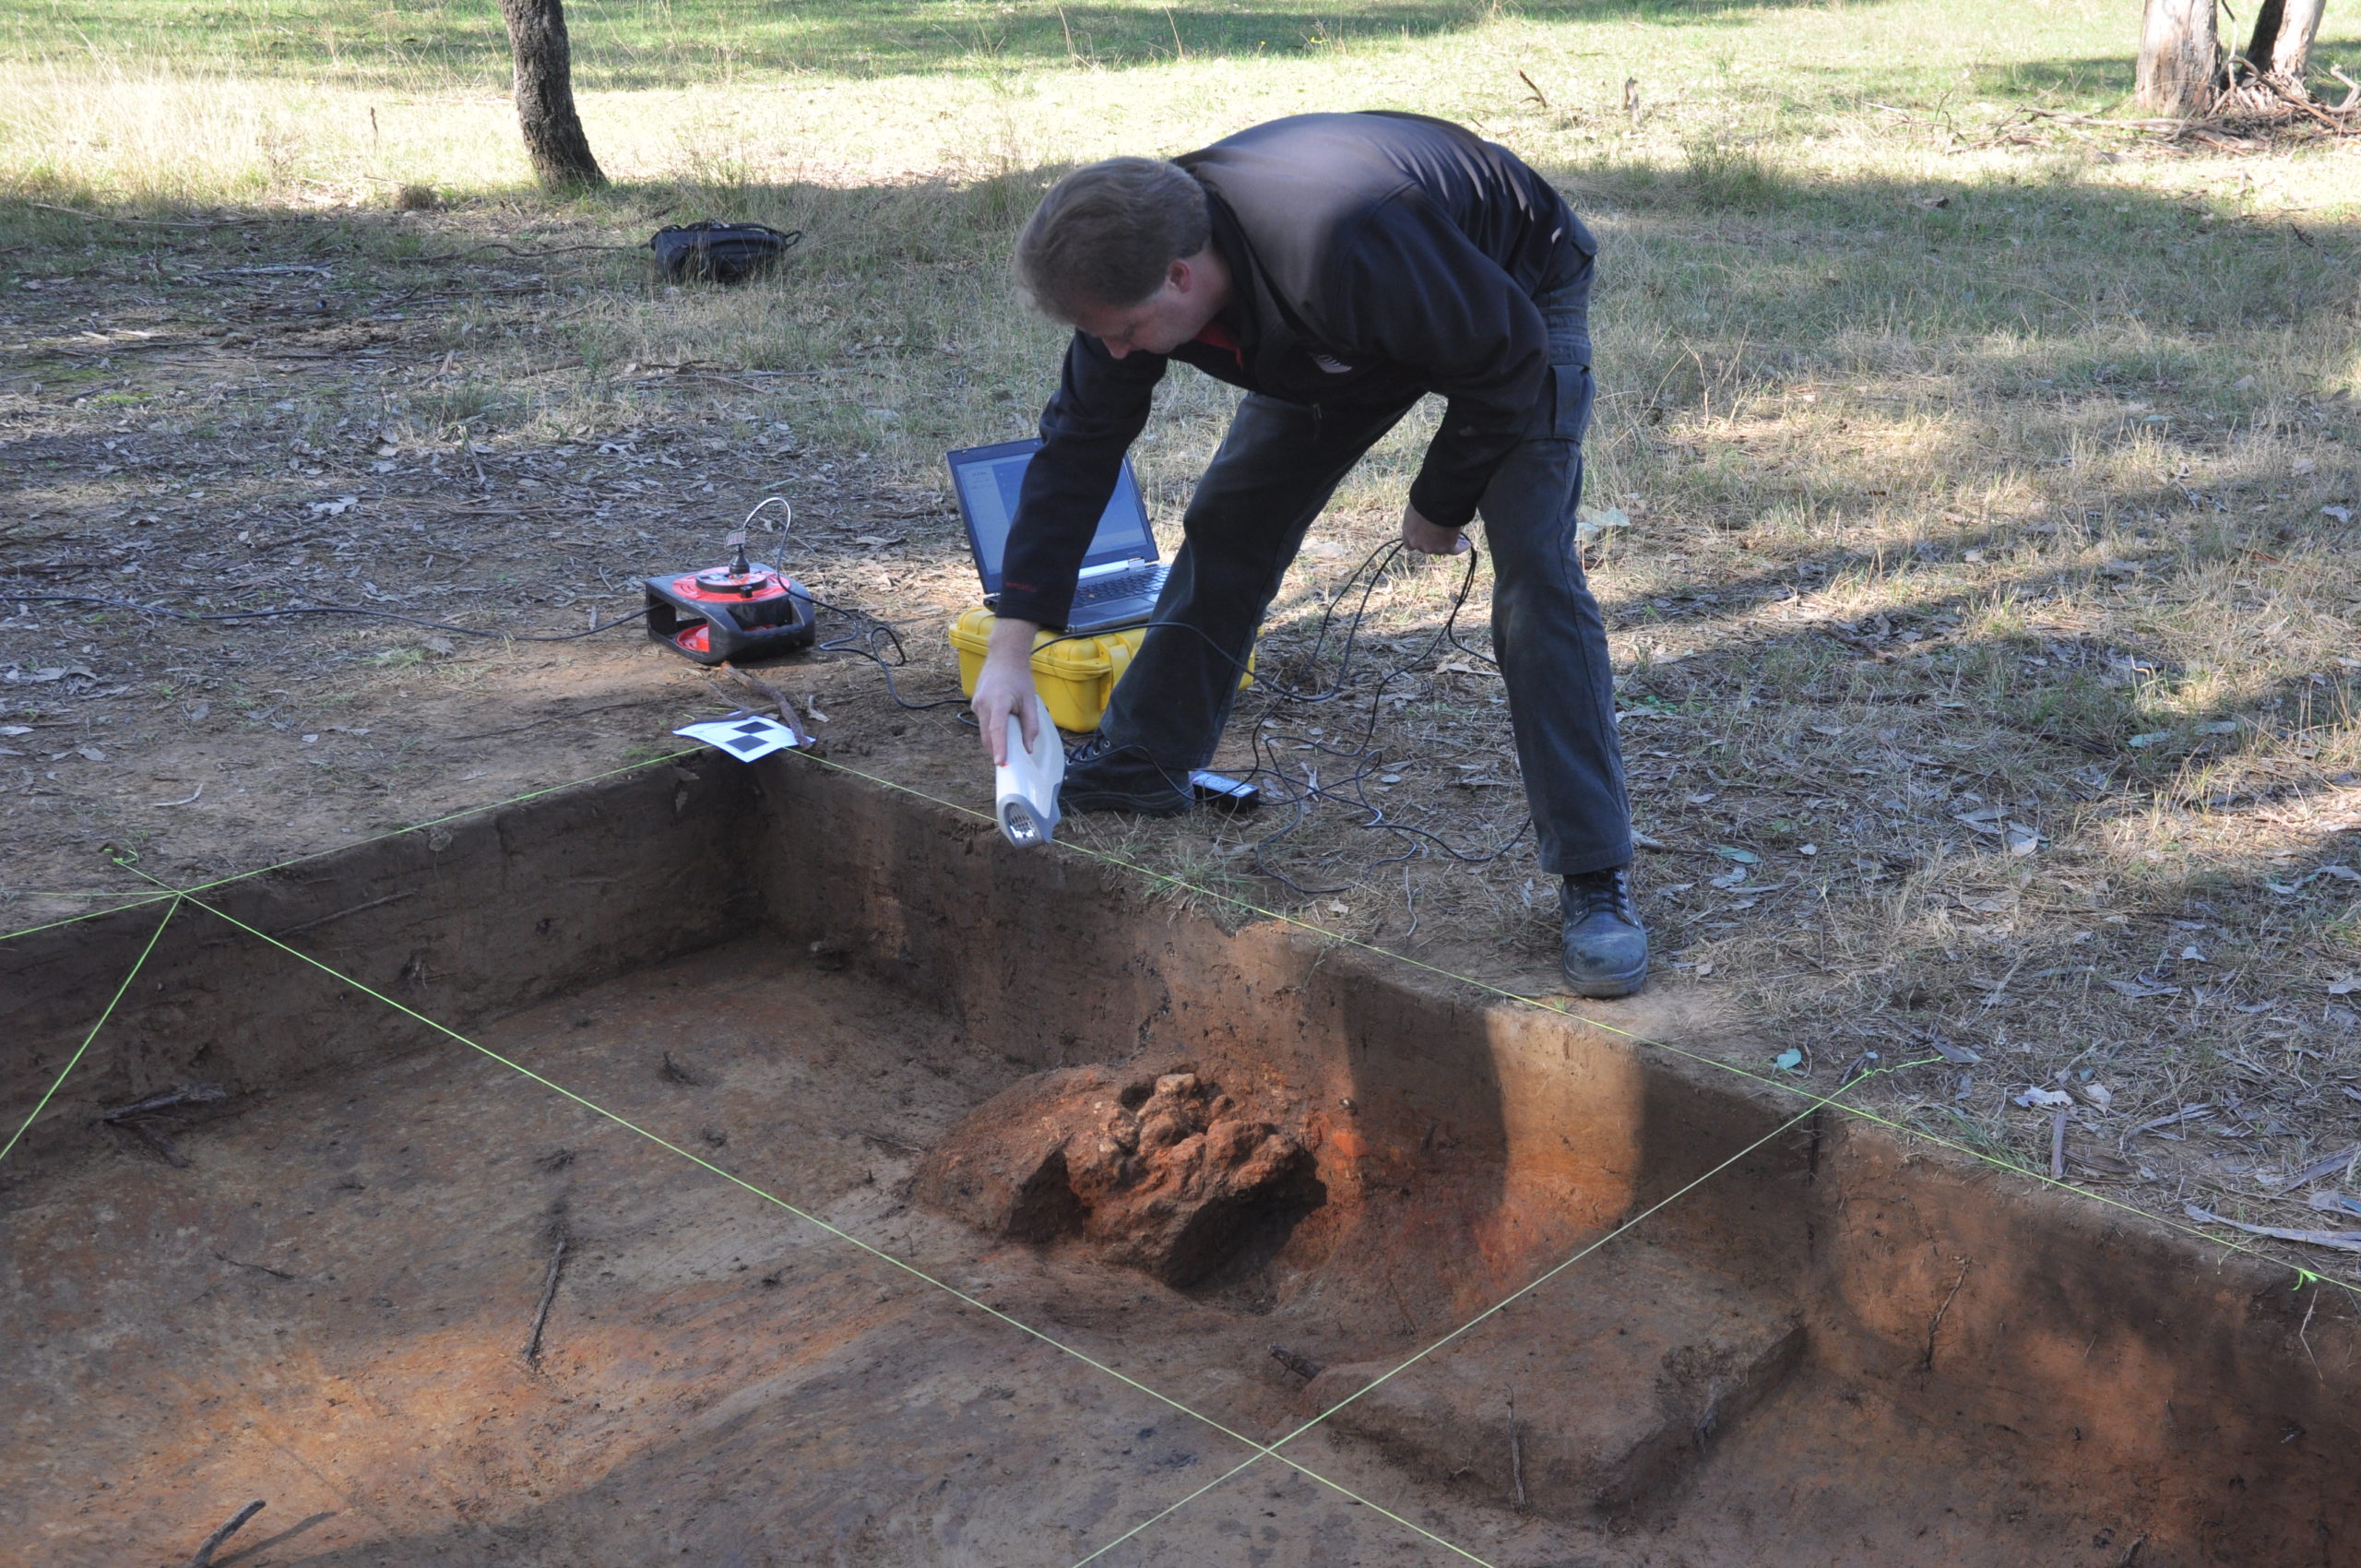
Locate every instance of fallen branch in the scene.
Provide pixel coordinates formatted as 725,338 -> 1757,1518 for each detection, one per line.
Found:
2007,106 -> 2192,131
2187,1205 -> 2361,1253
26,200 -> 248,230
96,1083 -> 231,1168
1269,1344 -> 1323,1380
2184,125 -> 2262,151
113,1121 -> 190,1167
389,241 -> 640,265
2248,71 -> 2349,131
1508,1390 -> 1528,1514
213,1250 -> 300,1281
101,1084 -> 227,1123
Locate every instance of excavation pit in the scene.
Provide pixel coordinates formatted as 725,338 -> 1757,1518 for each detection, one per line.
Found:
5,754 -> 2357,1566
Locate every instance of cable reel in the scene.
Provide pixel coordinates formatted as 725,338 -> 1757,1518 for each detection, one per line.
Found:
644,497 -> 817,665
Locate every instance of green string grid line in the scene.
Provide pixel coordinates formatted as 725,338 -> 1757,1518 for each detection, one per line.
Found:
0,893 -> 182,945
784,746 -> 2361,1310
0,889 -> 183,900
0,895 -> 183,1168
0,748 -> 702,947
119,866 -> 1506,1568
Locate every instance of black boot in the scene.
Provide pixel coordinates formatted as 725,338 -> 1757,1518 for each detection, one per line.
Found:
1560,866 -> 1648,999
1058,733 -> 1195,817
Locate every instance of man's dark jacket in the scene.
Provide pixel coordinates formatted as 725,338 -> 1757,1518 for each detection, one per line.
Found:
997,111 -> 1596,630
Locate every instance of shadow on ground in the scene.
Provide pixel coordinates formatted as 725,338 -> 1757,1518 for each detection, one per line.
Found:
12,0 -> 1903,87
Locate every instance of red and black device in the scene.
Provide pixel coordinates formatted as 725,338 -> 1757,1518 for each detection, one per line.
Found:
645,526 -> 816,666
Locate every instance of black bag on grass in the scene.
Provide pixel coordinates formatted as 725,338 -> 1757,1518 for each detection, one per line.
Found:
648,220 -> 801,284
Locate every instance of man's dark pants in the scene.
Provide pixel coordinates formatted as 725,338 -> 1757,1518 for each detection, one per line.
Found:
1069,265 -> 1633,878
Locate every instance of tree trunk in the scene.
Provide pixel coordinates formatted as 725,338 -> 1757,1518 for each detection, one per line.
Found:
2137,0 -> 2223,116
498,0 -> 605,190
2246,0 -> 2327,89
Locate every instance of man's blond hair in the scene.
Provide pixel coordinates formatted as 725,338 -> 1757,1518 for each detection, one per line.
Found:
1013,157 -> 1210,321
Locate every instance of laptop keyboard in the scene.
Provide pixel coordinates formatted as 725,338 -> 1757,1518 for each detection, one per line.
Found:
1071,566 -> 1162,609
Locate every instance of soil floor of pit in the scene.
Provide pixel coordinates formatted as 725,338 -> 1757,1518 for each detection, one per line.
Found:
6,935 -> 2139,1568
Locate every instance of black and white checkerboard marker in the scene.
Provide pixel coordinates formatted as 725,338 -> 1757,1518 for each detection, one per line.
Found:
673,713 -> 802,762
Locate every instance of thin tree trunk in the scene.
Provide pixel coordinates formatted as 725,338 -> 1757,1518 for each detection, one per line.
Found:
499,0 -> 605,190
2243,0 -> 2289,70
2246,0 -> 2327,89
2138,0 -> 2223,116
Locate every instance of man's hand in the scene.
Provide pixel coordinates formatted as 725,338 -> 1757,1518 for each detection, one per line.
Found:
1401,502 -> 1470,556
973,615 -> 1043,766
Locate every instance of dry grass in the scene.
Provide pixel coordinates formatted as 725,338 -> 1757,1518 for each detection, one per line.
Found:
4,0 -> 2360,1267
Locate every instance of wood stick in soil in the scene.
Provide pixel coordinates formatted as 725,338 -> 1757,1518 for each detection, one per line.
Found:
718,663 -> 813,746
524,1231 -> 569,1365
1920,1257 -> 1974,1372
190,1499 -> 266,1566
1508,1390 -> 1528,1514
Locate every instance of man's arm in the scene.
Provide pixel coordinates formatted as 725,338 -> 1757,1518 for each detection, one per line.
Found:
995,332 -> 1166,629
975,332 -> 1165,763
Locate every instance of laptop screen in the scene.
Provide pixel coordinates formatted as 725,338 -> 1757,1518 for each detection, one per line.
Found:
946,439 -> 1154,596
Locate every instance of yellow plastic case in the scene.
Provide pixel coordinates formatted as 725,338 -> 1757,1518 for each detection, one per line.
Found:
948,607 -> 1251,733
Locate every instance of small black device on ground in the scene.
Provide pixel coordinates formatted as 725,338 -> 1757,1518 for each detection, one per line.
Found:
646,505 -> 815,666
1190,770 -> 1260,812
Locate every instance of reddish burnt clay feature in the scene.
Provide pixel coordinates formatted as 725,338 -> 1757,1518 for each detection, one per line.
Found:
913,1065 -> 1316,1287
1,753 -> 2356,1565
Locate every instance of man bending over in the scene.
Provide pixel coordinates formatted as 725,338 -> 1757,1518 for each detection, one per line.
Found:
969,112 -> 1646,998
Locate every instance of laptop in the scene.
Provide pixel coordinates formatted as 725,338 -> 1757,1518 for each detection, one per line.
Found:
945,437 -> 1169,634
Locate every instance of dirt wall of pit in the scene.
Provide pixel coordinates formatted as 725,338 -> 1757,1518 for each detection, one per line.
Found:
0,759 -> 762,1185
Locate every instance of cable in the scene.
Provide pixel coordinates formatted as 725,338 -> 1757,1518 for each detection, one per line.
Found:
739,495 -> 792,560
823,537 -> 1513,893
800,588 -> 972,712
1237,543 -> 1532,889
5,592 -> 649,642
1023,537 -> 1442,704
